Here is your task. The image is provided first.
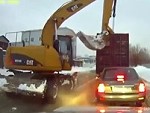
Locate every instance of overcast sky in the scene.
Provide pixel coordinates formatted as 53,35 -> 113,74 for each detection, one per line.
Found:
0,0 -> 150,56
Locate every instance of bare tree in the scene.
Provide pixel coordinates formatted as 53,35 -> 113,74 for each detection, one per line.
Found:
129,44 -> 150,66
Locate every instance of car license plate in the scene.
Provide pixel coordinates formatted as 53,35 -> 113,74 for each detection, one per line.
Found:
112,86 -> 132,93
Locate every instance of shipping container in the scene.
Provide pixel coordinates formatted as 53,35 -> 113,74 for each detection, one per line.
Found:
96,34 -> 129,73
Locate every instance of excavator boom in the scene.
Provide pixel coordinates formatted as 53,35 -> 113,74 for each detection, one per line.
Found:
41,0 -> 95,47
102,0 -> 114,33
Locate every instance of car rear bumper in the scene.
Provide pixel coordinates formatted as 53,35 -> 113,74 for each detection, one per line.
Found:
97,93 -> 145,102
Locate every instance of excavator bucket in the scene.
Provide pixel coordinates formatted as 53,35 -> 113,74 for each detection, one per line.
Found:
77,31 -> 105,50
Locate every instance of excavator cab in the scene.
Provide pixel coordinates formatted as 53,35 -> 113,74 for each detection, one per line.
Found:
53,35 -> 73,70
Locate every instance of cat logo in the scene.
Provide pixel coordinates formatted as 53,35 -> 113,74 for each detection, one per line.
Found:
67,3 -> 83,12
26,60 -> 34,66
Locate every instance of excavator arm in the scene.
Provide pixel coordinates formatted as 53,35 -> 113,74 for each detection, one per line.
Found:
101,0 -> 114,33
41,0 -> 95,47
77,0 -> 115,50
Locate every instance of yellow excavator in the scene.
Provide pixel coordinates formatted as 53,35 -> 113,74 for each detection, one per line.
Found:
4,0 -> 115,103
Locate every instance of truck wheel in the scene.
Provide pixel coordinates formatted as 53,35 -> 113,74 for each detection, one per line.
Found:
44,79 -> 58,104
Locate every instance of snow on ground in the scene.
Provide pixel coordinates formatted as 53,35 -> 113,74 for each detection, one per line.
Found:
0,68 -> 14,76
18,81 -> 46,93
0,78 -> 8,87
0,66 -> 150,93
60,66 -> 94,74
134,65 -> 150,82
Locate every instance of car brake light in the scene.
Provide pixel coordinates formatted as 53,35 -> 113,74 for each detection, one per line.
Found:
139,82 -> 145,93
98,83 -> 105,93
117,75 -> 124,82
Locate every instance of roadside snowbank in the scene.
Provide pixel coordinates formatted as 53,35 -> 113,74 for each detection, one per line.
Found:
134,65 -> 150,82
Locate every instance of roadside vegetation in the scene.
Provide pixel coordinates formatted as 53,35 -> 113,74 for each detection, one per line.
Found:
130,44 -> 150,66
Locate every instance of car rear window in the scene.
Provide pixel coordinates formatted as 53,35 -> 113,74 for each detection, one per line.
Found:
103,68 -> 139,81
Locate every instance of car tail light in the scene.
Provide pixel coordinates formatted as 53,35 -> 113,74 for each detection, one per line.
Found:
98,107 -> 106,113
138,82 -> 145,93
98,83 -> 105,93
116,74 -> 124,82
99,109 -> 105,113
